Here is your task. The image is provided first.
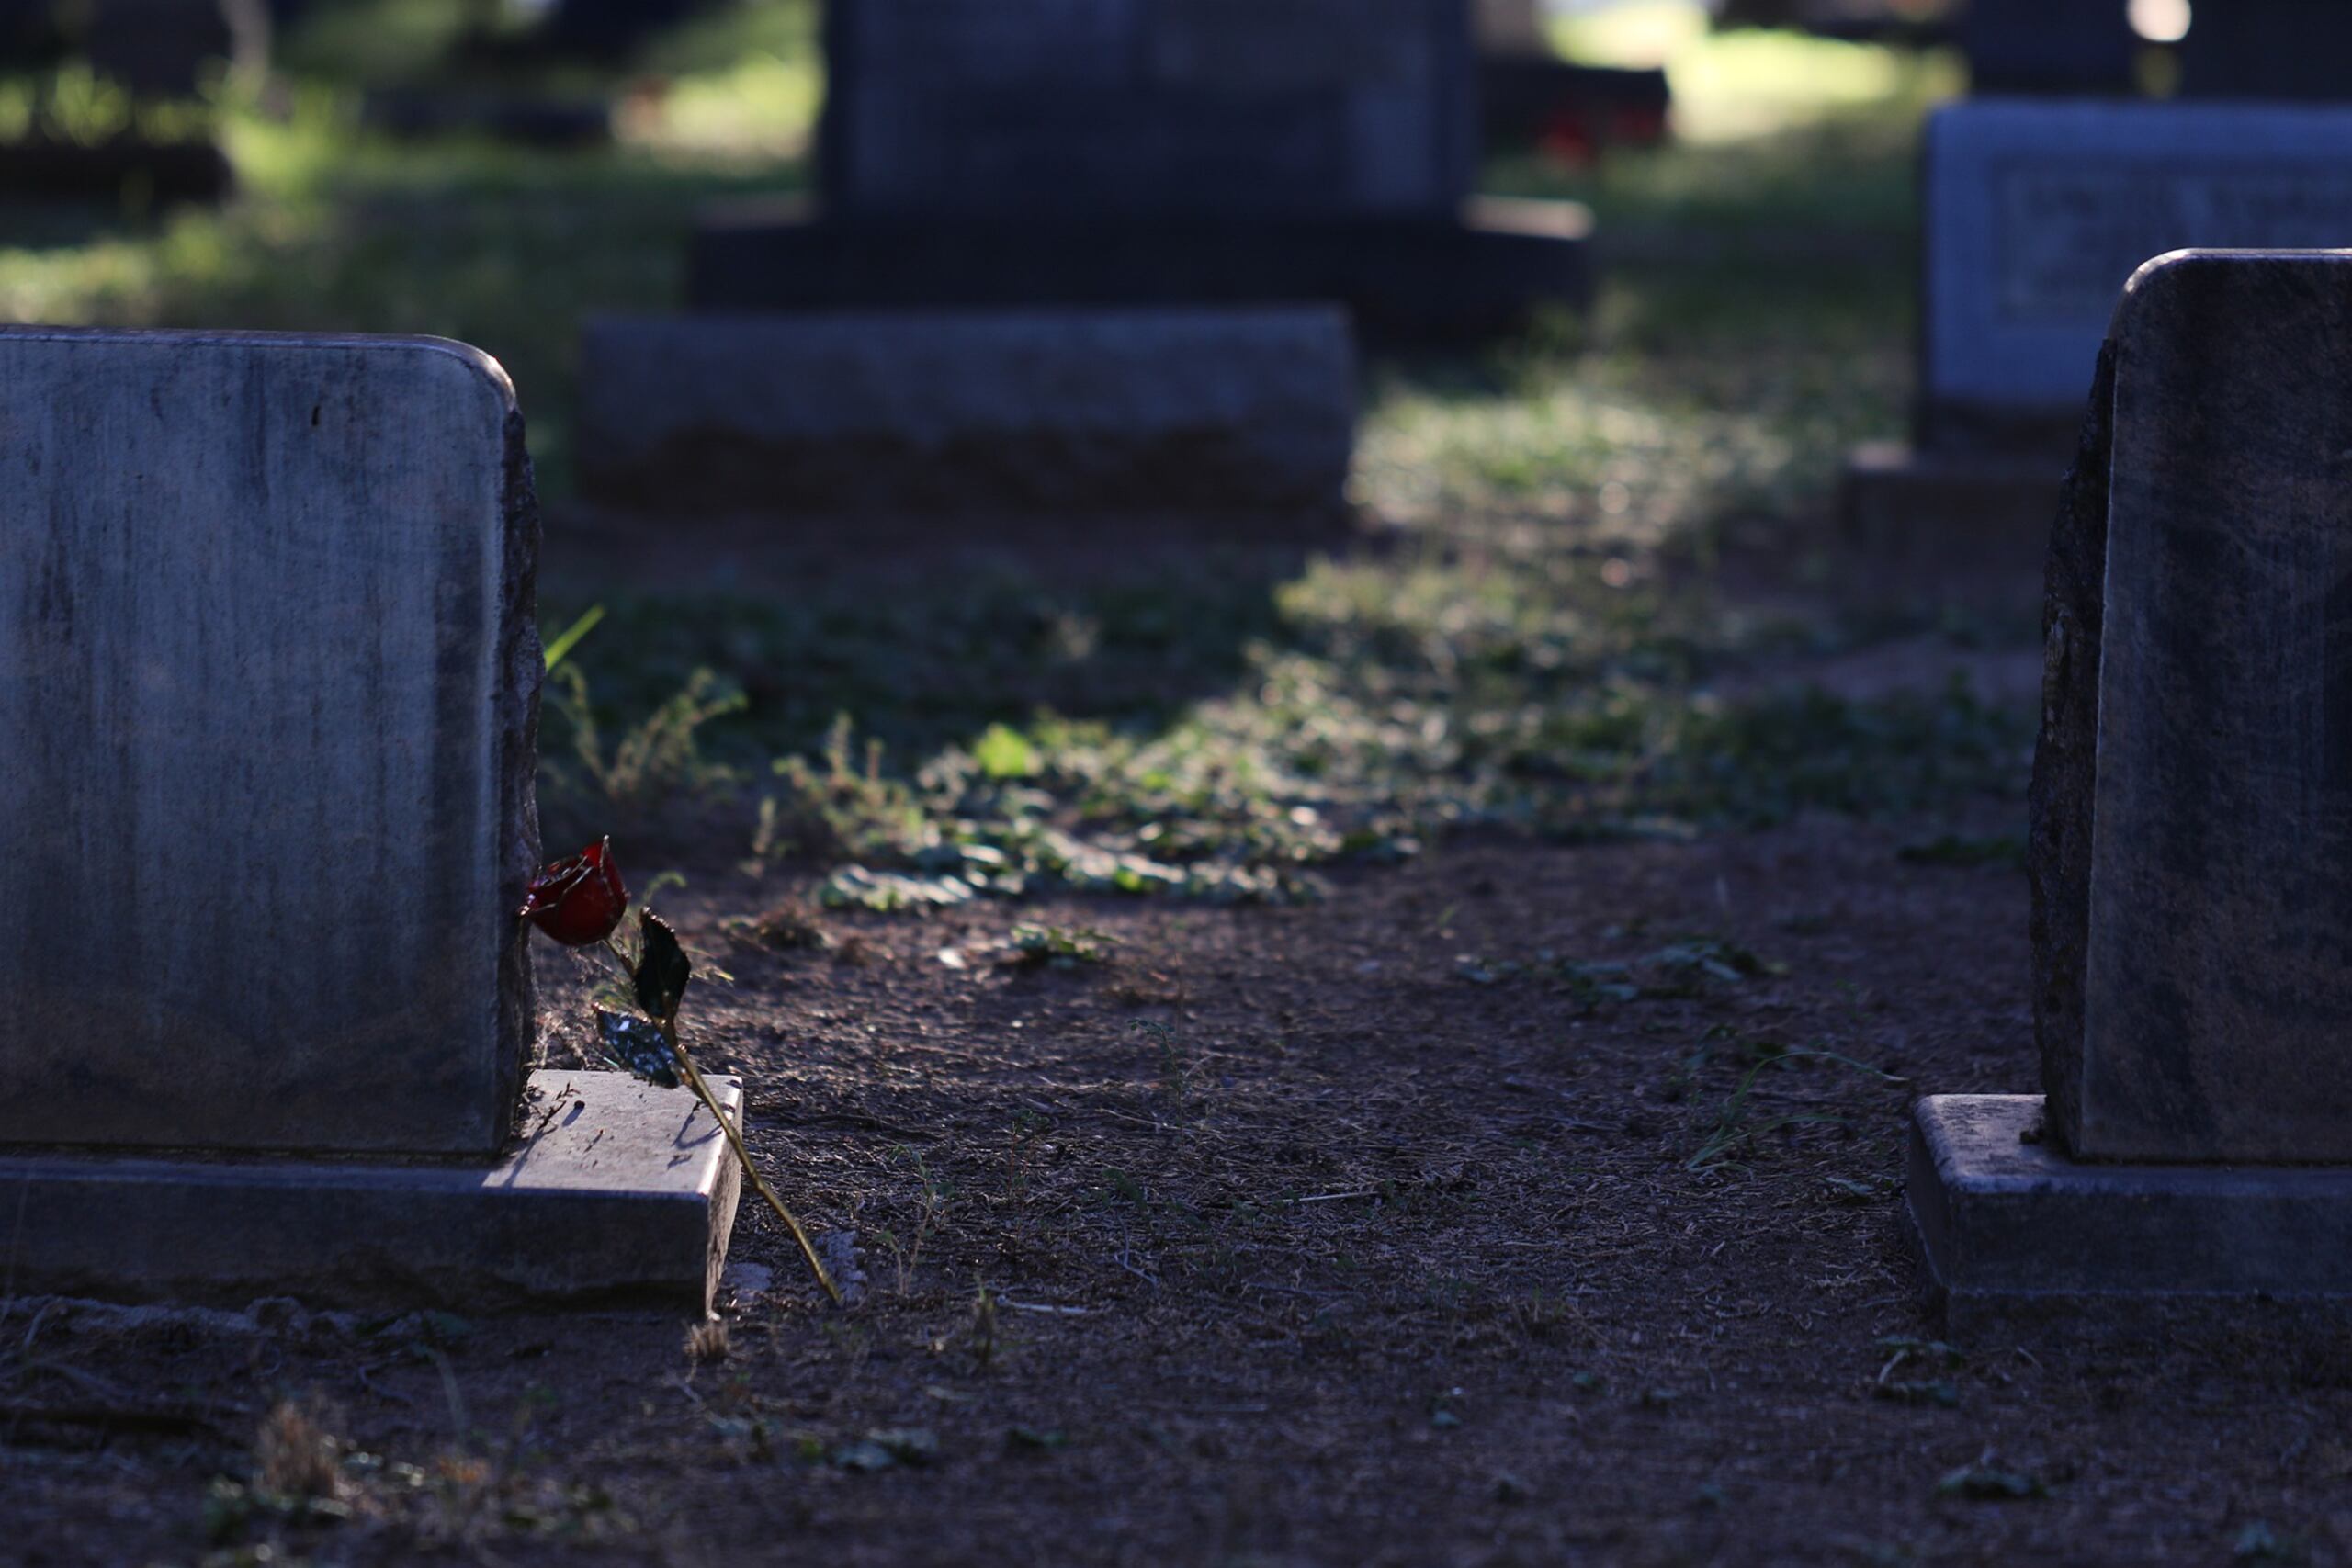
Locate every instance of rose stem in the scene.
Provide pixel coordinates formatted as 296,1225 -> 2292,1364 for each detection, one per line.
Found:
600,932 -> 842,1305
662,1020 -> 843,1307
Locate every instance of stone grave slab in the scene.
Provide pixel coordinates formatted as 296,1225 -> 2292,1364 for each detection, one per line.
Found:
0,326 -> 738,1308
1909,251 -> 2352,1319
1841,101 -> 2352,565
580,307 -> 1356,516
0,1070 -> 744,1308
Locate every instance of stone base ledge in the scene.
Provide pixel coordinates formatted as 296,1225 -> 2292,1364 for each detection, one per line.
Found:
685,197 -> 1592,344
0,1070 -> 742,1311
1908,1094 -> 2352,1329
578,307 -> 1357,517
1838,441 -> 2065,573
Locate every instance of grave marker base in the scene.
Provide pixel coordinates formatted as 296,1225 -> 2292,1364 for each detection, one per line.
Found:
1837,440 -> 2068,574
1908,1096 -> 2352,1329
578,307 -> 1356,517
0,1071 -> 742,1311
688,197 -> 1591,345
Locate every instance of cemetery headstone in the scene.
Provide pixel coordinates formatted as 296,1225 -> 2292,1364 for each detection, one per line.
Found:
1962,0 -> 2137,96
684,0 -> 1589,343
2179,0 -> 2352,102
82,0 -> 261,97
533,0 -> 708,62
1474,0 -> 1671,162
0,326 -> 740,1307
1842,100 -> 2352,561
1908,250 -> 2352,1319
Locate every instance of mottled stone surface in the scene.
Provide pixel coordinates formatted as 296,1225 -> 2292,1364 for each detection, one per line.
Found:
2034,252 -> 2352,1163
1908,1096 -> 2352,1314
0,1071 -> 741,1309
1924,103 -> 2352,432
819,0 -> 1475,221
685,197 -> 1592,346
0,328 -> 542,1157
2026,339 -> 2114,1155
580,308 -> 1355,514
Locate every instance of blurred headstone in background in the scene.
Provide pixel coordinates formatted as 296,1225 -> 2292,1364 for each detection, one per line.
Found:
1962,0 -> 2137,96
363,87 -> 614,147
84,0 -> 267,97
1476,0 -> 1670,163
0,0 -> 244,207
2180,0 -> 2352,101
0,0 -> 58,67
820,0 -> 1475,221
1842,99 -> 2352,567
532,0 -> 712,62
688,0 -> 1590,344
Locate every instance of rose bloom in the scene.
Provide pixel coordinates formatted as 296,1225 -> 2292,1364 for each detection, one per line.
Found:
518,837 -> 628,946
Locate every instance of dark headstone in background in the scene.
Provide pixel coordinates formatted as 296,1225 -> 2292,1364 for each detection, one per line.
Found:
690,0 -> 1589,343
363,88 -> 613,148
83,0 -> 243,96
1473,0 -> 1668,160
1478,57 -> 1669,158
1962,0 -> 2137,96
818,0 -> 1477,221
535,0 -> 710,62
2181,0 -> 2352,101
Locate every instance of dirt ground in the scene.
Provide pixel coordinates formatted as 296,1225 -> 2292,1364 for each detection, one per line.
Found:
6,797 -> 2349,1567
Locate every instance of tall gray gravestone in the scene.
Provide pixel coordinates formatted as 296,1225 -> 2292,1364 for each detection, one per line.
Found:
1909,251 -> 2352,1321
685,0 -> 1589,344
0,327 -> 740,1308
1842,100 -> 2352,564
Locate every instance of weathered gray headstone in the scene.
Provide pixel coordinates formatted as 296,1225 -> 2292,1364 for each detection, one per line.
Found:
0,330 -> 537,1156
1843,101 -> 2352,558
579,308 -> 1356,516
1909,251 -> 2352,1319
0,327 -> 740,1307
2032,252 -> 2352,1164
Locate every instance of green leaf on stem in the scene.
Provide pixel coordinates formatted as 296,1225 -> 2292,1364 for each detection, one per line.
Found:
595,1006 -> 678,1089
635,909 -> 692,1025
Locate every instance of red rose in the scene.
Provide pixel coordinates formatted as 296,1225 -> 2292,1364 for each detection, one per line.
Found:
519,837 -> 628,946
